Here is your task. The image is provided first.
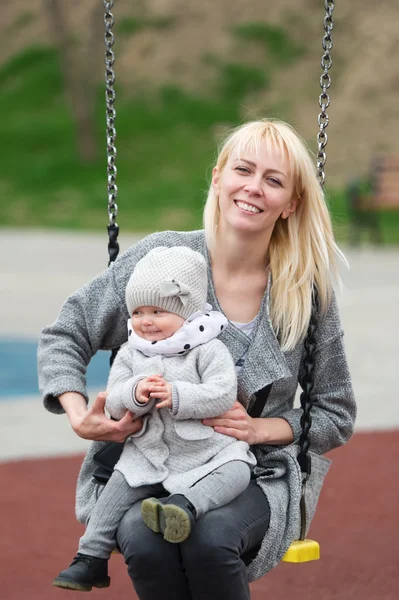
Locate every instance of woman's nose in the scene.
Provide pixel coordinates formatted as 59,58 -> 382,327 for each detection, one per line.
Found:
244,178 -> 262,196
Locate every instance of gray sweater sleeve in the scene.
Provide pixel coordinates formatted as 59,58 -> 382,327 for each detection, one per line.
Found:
278,292 -> 356,454
172,340 -> 237,421
37,233 -> 168,414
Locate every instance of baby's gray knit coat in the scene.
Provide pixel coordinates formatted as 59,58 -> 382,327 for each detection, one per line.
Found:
105,339 -> 255,492
38,229 -> 356,582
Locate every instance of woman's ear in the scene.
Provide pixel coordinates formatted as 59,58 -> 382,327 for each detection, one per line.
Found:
281,195 -> 301,220
212,166 -> 219,191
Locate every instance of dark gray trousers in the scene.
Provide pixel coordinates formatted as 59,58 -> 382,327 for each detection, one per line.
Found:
79,461 -> 251,558
116,478 -> 270,600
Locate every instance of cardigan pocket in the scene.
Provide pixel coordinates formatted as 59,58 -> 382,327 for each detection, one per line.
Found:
252,444 -> 331,537
174,420 -> 214,440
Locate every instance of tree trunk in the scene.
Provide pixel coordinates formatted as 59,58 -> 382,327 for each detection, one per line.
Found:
45,0 -> 97,163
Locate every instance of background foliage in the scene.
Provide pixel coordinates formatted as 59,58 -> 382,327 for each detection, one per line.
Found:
1,0 -> 398,243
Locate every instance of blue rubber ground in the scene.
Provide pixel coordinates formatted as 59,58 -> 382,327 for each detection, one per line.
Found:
0,338 -> 109,398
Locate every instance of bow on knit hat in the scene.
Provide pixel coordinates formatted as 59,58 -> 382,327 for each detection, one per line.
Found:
158,280 -> 191,307
125,246 -> 208,320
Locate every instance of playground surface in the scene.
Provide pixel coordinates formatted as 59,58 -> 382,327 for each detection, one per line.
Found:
0,229 -> 398,599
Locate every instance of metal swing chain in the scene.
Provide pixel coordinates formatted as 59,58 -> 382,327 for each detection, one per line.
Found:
317,0 -> 335,187
104,0 -> 120,267
295,1 -> 335,539
296,304 -> 318,539
297,305 -> 318,474
297,0 -> 335,474
104,1 -> 120,369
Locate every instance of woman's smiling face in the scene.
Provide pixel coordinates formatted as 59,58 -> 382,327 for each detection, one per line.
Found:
212,144 -> 299,237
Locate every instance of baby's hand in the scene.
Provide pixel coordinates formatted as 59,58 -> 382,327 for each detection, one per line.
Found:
151,376 -> 173,410
135,375 -> 165,404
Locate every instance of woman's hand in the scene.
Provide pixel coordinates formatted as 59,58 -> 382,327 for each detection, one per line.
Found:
60,391 -> 143,442
202,401 -> 258,445
202,401 -> 295,446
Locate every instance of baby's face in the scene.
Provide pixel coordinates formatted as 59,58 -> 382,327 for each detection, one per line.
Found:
131,306 -> 185,342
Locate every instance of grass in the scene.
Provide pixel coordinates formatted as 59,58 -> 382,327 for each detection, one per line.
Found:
232,22 -> 306,65
219,63 -> 269,100
117,16 -> 177,36
1,45 -> 398,243
0,46 -> 238,231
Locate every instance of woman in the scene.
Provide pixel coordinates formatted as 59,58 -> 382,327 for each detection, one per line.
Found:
38,119 -> 356,600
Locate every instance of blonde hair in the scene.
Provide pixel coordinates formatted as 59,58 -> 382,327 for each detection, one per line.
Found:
203,119 -> 347,351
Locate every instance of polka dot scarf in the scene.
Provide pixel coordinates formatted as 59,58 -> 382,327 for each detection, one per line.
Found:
127,304 -> 228,357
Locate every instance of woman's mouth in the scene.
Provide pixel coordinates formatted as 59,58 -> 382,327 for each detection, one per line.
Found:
234,200 -> 262,214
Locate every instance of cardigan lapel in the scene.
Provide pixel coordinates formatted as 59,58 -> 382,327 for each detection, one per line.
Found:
203,238 -> 251,366
238,272 -> 292,406
203,237 -> 292,408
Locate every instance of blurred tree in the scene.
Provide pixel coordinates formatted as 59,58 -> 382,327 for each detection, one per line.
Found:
44,0 -> 103,163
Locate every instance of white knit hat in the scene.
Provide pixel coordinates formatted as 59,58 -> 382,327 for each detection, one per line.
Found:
125,247 -> 208,320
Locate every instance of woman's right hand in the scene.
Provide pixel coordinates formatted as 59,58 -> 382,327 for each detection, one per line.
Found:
60,391 -> 143,442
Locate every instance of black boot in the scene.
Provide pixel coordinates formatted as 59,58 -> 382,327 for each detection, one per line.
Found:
52,553 -> 110,592
141,494 -> 197,543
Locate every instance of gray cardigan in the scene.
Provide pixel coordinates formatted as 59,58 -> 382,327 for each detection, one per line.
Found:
38,229 -> 356,581
104,339 -> 255,490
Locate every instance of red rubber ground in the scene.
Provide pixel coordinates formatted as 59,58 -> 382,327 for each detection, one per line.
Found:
1,430 -> 398,600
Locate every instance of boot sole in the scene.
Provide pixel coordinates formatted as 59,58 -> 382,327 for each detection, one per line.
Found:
141,497 -> 162,533
52,576 -> 110,592
141,498 -> 191,543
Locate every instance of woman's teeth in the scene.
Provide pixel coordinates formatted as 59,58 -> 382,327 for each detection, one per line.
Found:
235,201 -> 261,213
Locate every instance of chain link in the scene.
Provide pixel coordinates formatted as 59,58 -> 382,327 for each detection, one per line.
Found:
317,0 -> 334,187
104,0 -> 118,228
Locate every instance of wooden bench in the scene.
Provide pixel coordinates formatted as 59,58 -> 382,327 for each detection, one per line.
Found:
348,155 -> 399,244
369,155 -> 399,209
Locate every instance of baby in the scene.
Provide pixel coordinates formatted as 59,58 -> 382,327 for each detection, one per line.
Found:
53,246 -> 255,591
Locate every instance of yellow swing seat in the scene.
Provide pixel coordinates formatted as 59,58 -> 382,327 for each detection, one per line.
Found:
114,540 -> 320,563
282,539 -> 320,563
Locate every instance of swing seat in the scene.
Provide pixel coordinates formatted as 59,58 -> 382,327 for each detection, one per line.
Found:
282,539 -> 320,563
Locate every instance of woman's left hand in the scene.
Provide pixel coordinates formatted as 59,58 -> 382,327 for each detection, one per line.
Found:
202,401 -> 257,445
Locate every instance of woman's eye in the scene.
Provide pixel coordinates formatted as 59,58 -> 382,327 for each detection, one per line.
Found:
236,166 -> 250,174
268,177 -> 282,186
